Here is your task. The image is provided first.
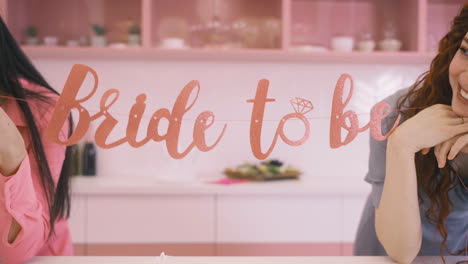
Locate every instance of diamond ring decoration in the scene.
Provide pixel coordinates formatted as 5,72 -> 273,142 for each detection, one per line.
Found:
290,97 -> 314,115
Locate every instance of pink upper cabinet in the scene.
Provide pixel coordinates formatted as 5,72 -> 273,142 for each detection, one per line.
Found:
6,0 -> 142,47
427,0 -> 466,52
290,0 -> 420,52
2,0 -> 467,57
151,0 -> 282,49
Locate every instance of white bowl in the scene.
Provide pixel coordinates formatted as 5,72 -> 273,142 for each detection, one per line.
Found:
66,40 -> 79,47
357,40 -> 376,52
43,36 -> 58,46
160,38 -> 187,49
291,45 -> 328,52
379,39 -> 402,51
331,36 -> 354,52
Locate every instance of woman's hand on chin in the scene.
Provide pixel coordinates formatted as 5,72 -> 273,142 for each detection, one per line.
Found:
390,104 -> 468,154
421,131 -> 468,168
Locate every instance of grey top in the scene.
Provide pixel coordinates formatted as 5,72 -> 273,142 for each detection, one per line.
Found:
353,88 -> 468,256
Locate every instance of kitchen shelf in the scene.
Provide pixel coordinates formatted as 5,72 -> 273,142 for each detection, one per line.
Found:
21,46 -> 434,64
1,0 -> 462,63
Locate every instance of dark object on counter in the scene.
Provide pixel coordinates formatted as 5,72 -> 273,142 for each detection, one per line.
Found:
70,144 -> 81,176
261,159 -> 283,167
224,169 -> 300,181
82,142 -> 96,176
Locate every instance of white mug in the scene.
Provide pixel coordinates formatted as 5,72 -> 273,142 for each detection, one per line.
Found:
160,38 -> 186,49
43,36 -> 59,46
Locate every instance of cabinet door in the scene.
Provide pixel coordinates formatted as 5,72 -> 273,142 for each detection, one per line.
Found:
216,195 -> 342,243
342,196 -> 368,256
342,196 -> 367,242
69,194 -> 87,244
87,195 -> 215,243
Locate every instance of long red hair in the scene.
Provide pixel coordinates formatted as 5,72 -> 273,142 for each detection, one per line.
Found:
397,3 -> 468,260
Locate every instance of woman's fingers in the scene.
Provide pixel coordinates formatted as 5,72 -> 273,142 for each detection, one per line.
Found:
434,144 -> 443,168
451,120 -> 468,137
437,140 -> 453,168
448,133 -> 468,160
421,148 -> 430,155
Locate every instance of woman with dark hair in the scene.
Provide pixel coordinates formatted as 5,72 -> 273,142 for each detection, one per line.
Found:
0,17 -> 73,264
354,3 -> 468,264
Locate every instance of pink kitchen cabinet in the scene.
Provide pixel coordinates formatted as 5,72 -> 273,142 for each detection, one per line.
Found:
4,0 -> 142,46
69,195 -> 87,244
67,176 -> 370,256
216,195 -> 343,256
84,195 -> 215,256
86,195 -> 216,243
69,195 -> 87,256
426,0 -> 466,52
342,197 -> 367,255
0,0 -> 462,63
289,0 -> 419,51
216,196 -> 341,242
151,0 -> 282,49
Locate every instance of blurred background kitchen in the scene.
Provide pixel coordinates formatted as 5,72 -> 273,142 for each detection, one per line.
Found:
1,0 -> 460,257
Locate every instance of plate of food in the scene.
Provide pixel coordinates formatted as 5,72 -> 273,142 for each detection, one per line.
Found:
224,159 -> 301,181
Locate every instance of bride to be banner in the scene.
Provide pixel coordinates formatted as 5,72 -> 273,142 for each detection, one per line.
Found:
45,64 -> 401,160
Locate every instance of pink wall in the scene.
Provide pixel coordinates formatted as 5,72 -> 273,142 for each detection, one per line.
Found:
32,59 -> 426,183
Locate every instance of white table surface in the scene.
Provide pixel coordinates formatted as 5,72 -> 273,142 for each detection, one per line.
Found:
27,256 -> 468,264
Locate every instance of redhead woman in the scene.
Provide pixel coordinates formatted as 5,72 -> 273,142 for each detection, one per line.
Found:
354,3 -> 468,264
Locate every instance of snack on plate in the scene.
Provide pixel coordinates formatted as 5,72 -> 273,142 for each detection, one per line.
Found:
224,159 -> 301,181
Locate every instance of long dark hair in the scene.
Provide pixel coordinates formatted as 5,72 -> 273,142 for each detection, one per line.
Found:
397,3 -> 468,260
0,17 -> 73,236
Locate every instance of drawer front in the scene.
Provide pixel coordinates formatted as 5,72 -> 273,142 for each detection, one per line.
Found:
342,196 -> 367,242
87,195 -> 215,243
69,195 -> 87,243
217,195 -> 342,242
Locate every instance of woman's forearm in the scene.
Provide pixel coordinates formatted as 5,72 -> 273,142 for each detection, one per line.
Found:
375,135 -> 422,264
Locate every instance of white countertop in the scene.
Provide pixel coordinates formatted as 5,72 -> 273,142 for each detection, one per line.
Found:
71,176 -> 370,196
27,256 -> 467,264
